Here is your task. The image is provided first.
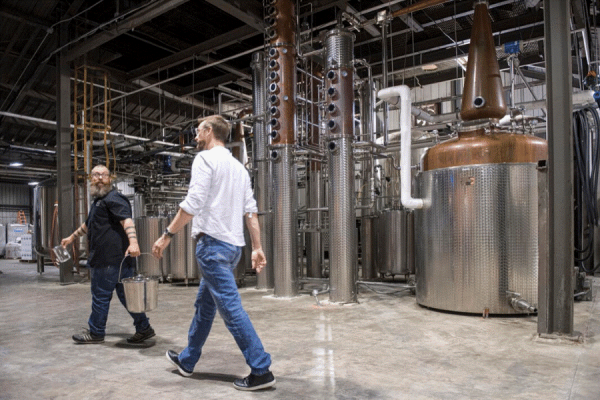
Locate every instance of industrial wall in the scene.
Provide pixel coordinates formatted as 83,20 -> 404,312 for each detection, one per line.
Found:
0,183 -> 31,226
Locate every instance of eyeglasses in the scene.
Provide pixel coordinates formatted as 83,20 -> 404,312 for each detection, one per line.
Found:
195,125 -> 207,135
91,172 -> 109,178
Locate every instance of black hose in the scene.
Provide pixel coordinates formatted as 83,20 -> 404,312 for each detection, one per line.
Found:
572,107 -> 600,272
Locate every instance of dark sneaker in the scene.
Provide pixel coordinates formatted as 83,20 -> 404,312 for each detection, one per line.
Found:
166,350 -> 193,377
127,326 -> 156,343
73,331 -> 104,344
233,371 -> 276,391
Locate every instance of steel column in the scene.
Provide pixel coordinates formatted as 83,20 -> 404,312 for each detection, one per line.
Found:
328,137 -> 357,303
538,0 -> 574,335
56,25 -> 74,283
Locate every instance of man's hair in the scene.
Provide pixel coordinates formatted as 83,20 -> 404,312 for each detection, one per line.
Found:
91,165 -> 113,180
199,115 -> 230,143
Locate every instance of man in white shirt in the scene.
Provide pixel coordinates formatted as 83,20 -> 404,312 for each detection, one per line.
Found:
152,115 -> 274,391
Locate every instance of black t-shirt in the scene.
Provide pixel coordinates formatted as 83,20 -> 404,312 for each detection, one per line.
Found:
86,189 -> 132,268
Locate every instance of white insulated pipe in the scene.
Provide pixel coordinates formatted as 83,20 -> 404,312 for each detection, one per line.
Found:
378,85 -> 424,209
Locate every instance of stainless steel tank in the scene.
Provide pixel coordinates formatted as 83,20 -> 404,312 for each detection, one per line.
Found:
234,225 -> 251,285
33,184 -> 58,257
168,222 -> 187,280
0,223 -> 5,256
135,217 -> 167,278
376,209 -> 408,276
360,217 -> 376,279
416,163 -> 540,314
186,223 -> 199,279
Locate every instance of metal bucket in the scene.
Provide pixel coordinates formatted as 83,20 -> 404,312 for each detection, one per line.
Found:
119,254 -> 160,313
122,274 -> 159,313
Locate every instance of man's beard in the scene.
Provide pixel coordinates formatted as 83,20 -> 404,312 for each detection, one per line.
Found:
90,183 -> 112,198
196,140 -> 206,151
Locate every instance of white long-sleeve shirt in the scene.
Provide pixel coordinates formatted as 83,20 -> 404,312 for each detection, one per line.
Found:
179,146 -> 257,246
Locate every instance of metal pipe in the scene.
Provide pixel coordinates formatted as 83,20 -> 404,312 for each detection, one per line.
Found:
378,85 -> 424,209
510,297 -> 537,313
509,55 -> 516,109
381,20 -> 390,146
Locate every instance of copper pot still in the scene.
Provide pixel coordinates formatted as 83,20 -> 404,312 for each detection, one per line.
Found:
423,1 -> 547,171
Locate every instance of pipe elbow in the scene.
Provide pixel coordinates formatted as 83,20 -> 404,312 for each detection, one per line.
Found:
378,85 -> 410,105
401,195 -> 424,210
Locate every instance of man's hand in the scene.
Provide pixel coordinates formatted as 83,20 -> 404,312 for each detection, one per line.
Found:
251,249 -> 267,273
60,236 -> 73,248
126,243 -> 140,257
152,235 -> 170,259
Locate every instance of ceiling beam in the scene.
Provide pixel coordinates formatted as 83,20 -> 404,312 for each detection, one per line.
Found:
128,25 -> 258,80
0,5 -> 52,31
0,0 -> 85,116
65,0 -> 190,62
204,0 -> 264,32
0,83 -> 55,103
180,73 -> 240,96
343,4 -> 380,37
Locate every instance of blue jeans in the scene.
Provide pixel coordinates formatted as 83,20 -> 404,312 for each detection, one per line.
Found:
88,265 -> 150,337
178,235 -> 271,375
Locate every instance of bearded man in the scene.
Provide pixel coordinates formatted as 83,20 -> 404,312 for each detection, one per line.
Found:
61,165 -> 155,344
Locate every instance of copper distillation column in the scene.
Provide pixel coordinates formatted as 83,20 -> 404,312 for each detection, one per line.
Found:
266,0 -> 298,297
415,1 -> 548,314
251,51 -> 275,289
323,28 -> 357,303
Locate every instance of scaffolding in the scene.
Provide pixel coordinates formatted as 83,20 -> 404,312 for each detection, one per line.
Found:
72,65 -> 115,271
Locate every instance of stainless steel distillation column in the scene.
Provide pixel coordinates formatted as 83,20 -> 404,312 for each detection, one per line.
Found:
266,0 -> 298,297
358,76 -> 377,279
251,51 -> 274,289
306,66 -> 323,278
324,28 -> 357,303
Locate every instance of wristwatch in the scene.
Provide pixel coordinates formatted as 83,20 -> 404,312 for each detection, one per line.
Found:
163,228 -> 175,238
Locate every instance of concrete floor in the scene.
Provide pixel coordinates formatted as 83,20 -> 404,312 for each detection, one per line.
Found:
1,259 -> 599,400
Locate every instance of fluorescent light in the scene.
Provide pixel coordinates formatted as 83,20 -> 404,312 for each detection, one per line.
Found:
421,64 -> 438,71
28,182 -> 39,186
10,162 -> 23,167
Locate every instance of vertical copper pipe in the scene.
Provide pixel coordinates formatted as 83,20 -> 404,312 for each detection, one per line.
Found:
269,0 -> 296,145
460,1 -> 506,121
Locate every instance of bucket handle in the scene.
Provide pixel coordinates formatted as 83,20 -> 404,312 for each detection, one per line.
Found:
118,252 -> 153,283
